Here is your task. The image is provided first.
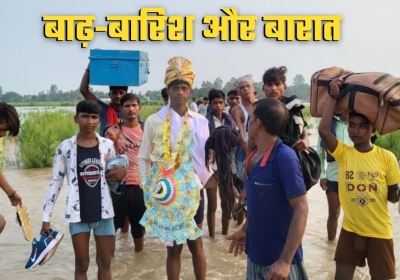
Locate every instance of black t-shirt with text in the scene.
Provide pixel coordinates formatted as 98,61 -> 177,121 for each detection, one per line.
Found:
77,144 -> 102,223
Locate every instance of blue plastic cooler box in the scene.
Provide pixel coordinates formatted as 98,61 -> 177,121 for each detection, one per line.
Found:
89,49 -> 149,86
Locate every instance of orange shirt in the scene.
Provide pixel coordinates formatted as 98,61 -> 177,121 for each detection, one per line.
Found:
115,125 -> 143,185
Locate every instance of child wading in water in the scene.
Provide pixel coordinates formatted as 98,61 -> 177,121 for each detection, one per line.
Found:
41,100 -> 126,280
205,89 -> 242,237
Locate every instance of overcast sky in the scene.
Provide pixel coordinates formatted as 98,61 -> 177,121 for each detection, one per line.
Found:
1,0 -> 399,95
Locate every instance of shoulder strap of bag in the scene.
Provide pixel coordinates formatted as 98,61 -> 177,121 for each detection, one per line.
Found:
279,99 -> 304,145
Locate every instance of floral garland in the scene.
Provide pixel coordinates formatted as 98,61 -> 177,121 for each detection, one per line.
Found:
162,111 -> 173,161
162,110 -> 190,170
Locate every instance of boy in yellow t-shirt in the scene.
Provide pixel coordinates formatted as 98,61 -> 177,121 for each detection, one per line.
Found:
318,78 -> 400,280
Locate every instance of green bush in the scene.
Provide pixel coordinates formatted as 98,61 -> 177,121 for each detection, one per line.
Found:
141,100 -> 164,106
374,131 -> 400,159
302,106 -> 310,123
18,110 -> 78,168
140,105 -> 162,121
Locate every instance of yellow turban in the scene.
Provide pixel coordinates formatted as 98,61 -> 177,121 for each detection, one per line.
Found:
164,56 -> 196,88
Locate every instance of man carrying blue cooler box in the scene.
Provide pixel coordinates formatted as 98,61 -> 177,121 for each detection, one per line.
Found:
79,64 -> 142,137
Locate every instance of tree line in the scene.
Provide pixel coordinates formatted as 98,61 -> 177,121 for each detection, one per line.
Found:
0,74 -> 310,103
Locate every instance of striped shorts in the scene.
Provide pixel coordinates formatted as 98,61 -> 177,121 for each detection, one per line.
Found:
247,258 -> 309,280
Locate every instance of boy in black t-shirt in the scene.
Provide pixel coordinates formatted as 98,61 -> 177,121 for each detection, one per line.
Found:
41,100 -> 126,279
80,63 -> 133,233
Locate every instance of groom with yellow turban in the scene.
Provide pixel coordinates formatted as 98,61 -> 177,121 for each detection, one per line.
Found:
138,56 -> 211,280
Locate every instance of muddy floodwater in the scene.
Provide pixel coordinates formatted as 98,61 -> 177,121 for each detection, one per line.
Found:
0,118 -> 400,279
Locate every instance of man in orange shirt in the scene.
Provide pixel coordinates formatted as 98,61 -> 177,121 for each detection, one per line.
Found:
105,93 -> 146,252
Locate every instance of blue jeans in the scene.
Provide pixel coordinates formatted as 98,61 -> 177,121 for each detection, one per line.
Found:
69,218 -> 115,236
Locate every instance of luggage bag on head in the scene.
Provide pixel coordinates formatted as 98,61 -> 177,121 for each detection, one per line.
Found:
310,66 -> 353,117
310,67 -> 400,135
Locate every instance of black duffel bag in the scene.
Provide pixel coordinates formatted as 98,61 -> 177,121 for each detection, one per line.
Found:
280,134 -> 321,192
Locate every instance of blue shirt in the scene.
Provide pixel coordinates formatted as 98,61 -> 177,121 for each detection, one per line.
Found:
97,100 -> 142,136
245,139 -> 306,266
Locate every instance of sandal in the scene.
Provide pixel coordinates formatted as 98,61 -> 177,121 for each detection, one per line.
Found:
16,205 -> 33,241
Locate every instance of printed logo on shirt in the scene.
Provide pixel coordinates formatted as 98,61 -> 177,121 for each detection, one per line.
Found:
368,171 -> 379,180
345,182 -> 379,193
117,139 -> 141,155
79,158 -> 101,188
353,192 -> 373,207
254,182 -> 269,187
356,171 -> 366,180
345,170 -> 354,180
346,182 -> 378,206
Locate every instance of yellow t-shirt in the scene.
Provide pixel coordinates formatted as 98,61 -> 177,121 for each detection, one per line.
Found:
330,140 -> 400,239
